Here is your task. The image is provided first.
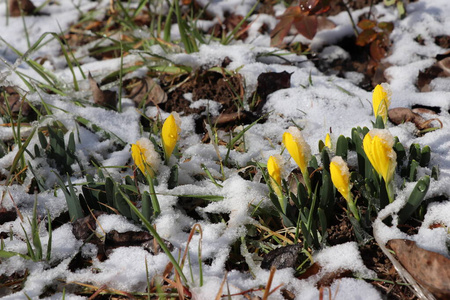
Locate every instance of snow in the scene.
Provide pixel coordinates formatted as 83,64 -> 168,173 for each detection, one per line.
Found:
0,0 -> 450,299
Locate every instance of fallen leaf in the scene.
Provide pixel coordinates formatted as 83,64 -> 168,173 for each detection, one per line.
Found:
0,86 -> 32,117
435,36 -> 450,49
300,0 -> 330,15
297,262 -> 321,279
387,239 -> 450,299
388,107 -> 442,131
370,39 -> 387,61
261,244 -> 302,270
316,269 -> 353,288
72,210 -> 106,241
270,7 -> 298,47
293,15 -> 318,40
88,73 -> 117,109
224,14 -> 249,41
357,19 -> 376,30
437,56 -> 450,76
417,54 -> 450,92
356,28 -> 377,47
317,16 -> 336,31
378,22 -> 394,33
105,230 -> 152,246
8,0 -> 36,17
128,77 -> 167,106
211,111 -> 257,126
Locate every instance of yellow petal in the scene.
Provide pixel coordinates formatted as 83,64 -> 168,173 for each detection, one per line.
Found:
325,133 -> 332,149
363,129 -> 396,183
282,127 -> 310,174
131,138 -> 160,177
267,156 -> 282,185
330,157 -> 352,202
372,84 -> 391,124
267,155 -> 283,198
131,143 -> 145,174
162,113 -> 180,159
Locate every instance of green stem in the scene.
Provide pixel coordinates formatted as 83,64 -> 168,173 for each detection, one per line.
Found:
278,194 -> 286,215
146,173 -> 160,217
347,198 -> 360,222
386,180 -> 395,203
301,168 -> 312,196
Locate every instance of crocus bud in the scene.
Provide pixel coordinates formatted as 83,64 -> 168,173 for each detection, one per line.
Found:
363,129 -> 397,185
282,126 -> 311,175
162,112 -> 181,161
131,137 -> 161,177
330,156 -> 352,203
372,83 -> 392,124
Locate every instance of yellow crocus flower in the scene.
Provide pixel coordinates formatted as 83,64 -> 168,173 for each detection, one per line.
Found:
330,156 -> 352,203
363,129 -> 397,184
162,112 -> 181,161
325,133 -> 332,149
267,155 -> 285,210
267,155 -> 282,186
372,83 -> 392,124
330,156 -> 360,221
282,127 -> 311,175
131,138 -> 161,177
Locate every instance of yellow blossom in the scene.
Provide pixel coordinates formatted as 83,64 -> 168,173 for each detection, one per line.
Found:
267,155 -> 282,187
131,138 -> 161,177
282,127 -> 311,175
162,112 -> 181,161
363,129 -> 397,184
330,156 -> 352,203
330,156 -> 360,220
325,133 -> 332,149
372,83 -> 392,124
267,155 -> 285,210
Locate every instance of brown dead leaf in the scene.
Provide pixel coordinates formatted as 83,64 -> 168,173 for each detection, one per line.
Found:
270,7 -> 298,47
357,19 -> 376,30
417,55 -> 450,92
72,211 -> 106,241
0,86 -> 31,117
261,244 -> 302,270
297,262 -> 322,280
270,4 -> 331,45
211,111 -> 257,127
356,28 -> 377,47
317,16 -> 336,31
300,0 -> 330,15
105,230 -> 152,247
387,239 -> 450,299
127,77 -> 167,106
88,73 -> 117,109
224,14 -> 249,41
316,269 -> 353,288
388,107 -> 442,131
8,0 -> 36,17
411,109 -> 437,117
293,15 -> 318,40
435,36 -> 450,49
370,39 -> 387,61
437,57 -> 450,76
